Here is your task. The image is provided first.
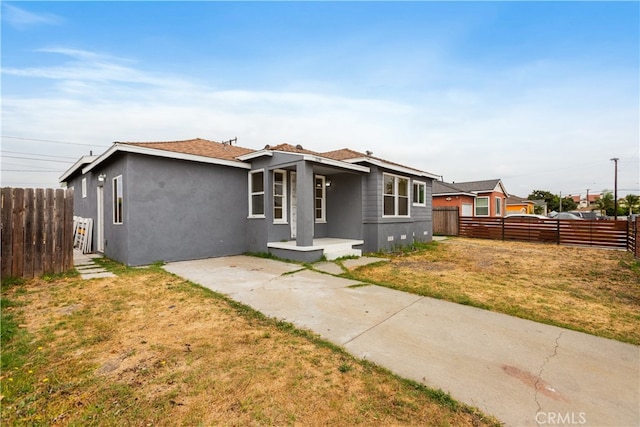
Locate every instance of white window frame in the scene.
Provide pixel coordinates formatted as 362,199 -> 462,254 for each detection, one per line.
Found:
495,197 -> 502,216
475,196 -> 489,217
113,175 -> 123,225
248,169 -> 265,219
383,173 -> 410,218
273,169 -> 287,224
82,177 -> 87,198
412,180 -> 426,207
314,175 -> 326,223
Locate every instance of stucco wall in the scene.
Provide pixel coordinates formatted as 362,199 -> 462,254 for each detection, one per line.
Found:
326,173 -> 363,240
124,154 -> 249,266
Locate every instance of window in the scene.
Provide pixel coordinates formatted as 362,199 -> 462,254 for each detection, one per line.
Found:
475,197 -> 489,216
273,170 -> 287,223
315,175 -> 326,222
383,173 -> 409,217
82,178 -> 87,198
249,170 -> 265,218
495,197 -> 502,216
412,181 -> 426,206
113,175 -> 123,224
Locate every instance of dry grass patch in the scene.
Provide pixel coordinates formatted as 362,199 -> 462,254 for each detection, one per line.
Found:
1,263 -> 497,426
352,238 -> 640,344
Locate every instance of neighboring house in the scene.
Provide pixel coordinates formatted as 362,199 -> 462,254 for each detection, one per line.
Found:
572,193 -> 602,209
432,179 -> 509,217
505,195 -> 535,214
531,199 -> 548,216
431,181 -> 476,216
60,138 -> 439,265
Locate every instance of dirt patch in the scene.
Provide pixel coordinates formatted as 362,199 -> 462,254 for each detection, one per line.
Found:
352,238 -> 640,344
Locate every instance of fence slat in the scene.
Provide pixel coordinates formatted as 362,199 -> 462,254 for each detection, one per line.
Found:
63,188 -> 74,271
23,189 -> 35,278
43,188 -> 54,274
34,189 -> 45,277
11,188 -> 25,277
53,189 -> 64,274
1,187 -> 14,278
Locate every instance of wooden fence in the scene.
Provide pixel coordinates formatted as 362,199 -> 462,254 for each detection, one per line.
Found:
629,217 -> 640,258
433,207 -> 459,236
1,187 -> 74,279
459,217 -> 630,250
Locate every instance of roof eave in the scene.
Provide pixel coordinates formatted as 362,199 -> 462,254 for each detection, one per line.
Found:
58,155 -> 98,183
236,150 -> 274,161
344,157 -> 439,179
433,191 -> 476,197
82,143 -> 251,175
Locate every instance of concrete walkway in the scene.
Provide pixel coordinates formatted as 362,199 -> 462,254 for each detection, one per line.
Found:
164,255 -> 639,427
73,250 -> 115,279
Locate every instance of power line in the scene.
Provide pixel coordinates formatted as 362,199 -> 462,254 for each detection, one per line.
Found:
2,155 -> 74,163
2,162 -> 61,171
1,150 -> 77,160
2,170 -> 62,172
2,135 -> 109,148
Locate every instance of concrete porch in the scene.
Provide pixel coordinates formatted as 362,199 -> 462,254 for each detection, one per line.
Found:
267,238 -> 364,262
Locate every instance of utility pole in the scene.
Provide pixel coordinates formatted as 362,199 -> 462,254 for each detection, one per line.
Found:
611,158 -> 619,220
585,189 -> 589,209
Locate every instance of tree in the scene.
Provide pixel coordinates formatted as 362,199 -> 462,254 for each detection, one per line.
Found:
528,190 -> 555,213
624,194 -> 639,215
528,190 -> 577,213
594,191 -> 615,216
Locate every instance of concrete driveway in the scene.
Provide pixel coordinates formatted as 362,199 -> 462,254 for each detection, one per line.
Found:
164,255 -> 639,427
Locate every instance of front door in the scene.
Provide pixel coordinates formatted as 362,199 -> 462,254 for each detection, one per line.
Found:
96,186 -> 105,252
290,171 -> 297,238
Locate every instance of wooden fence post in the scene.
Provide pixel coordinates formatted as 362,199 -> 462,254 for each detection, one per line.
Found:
1,188 -> 14,278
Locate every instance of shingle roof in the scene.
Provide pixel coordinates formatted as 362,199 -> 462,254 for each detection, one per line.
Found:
449,179 -> 502,193
267,143 -> 323,156
120,138 -> 255,162
322,148 -> 433,176
506,195 -> 533,205
433,181 -> 474,195
321,148 -> 367,161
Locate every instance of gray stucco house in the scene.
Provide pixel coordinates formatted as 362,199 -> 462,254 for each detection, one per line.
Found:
60,138 -> 439,265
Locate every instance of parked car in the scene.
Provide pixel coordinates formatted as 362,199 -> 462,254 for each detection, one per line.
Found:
505,214 -> 548,220
553,212 -> 584,220
569,211 -> 599,220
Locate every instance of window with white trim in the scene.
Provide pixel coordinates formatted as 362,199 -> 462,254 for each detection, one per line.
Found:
273,170 -> 287,223
249,170 -> 265,218
475,197 -> 489,216
383,173 -> 409,217
412,181 -> 426,206
113,175 -> 123,224
495,197 -> 502,216
314,175 -> 326,222
82,178 -> 87,198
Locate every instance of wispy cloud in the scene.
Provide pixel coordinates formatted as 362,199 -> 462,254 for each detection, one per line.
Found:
2,3 -> 62,29
2,48 -> 193,90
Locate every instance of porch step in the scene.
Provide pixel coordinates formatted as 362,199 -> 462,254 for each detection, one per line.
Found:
267,238 -> 364,262
322,246 -> 362,260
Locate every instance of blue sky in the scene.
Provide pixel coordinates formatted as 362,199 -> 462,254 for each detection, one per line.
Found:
2,1 -> 638,199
